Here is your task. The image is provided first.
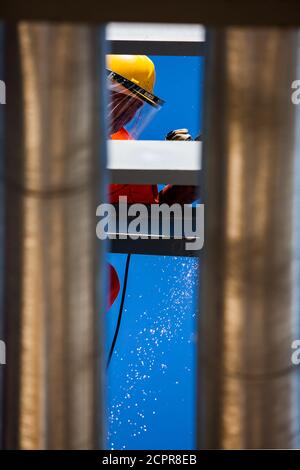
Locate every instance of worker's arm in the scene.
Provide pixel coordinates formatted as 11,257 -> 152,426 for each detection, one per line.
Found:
158,185 -> 198,205
165,128 -> 193,141
159,128 -> 199,204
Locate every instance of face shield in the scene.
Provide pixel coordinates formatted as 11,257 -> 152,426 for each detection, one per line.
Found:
107,69 -> 165,139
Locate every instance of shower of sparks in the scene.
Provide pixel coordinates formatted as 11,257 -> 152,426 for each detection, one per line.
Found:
107,256 -> 199,449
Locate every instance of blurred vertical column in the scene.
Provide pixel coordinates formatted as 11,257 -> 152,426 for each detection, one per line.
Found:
198,29 -> 300,448
1,23 -> 106,449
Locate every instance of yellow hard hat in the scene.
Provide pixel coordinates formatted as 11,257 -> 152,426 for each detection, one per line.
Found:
106,55 -> 156,93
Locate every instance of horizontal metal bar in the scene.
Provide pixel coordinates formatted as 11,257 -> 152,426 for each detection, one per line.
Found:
109,40 -> 206,56
109,169 -> 199,185
106,23 -> 205,42
106,22 -> 205,42
110,237 -> 201,257
107,140 -> 201,185
106,22 -> 206,55
1,1 -> 300,26
106,205 -> 202,257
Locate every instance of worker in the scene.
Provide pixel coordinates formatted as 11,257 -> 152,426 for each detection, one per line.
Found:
106,55 -> 198,307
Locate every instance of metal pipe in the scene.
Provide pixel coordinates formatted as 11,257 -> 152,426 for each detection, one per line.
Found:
198,28 -> 300,449
1,22 -> 105,449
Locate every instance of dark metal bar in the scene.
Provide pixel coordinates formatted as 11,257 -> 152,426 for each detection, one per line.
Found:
110,238 -> 202,257
110,170 -> 199,185
1,1 -> 300,26
109,40 -> 206,56
0,23 -> 4,449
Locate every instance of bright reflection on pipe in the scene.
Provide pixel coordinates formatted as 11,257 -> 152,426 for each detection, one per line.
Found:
198,28 -> 300,449
2,23 -> 104,450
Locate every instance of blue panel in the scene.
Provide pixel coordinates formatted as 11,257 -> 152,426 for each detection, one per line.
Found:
106,255 -> 199,450
139,56 -> 204,141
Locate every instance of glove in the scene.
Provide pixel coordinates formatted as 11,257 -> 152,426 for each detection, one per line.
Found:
165,128 -> 192,141
159,185 -> 198,205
